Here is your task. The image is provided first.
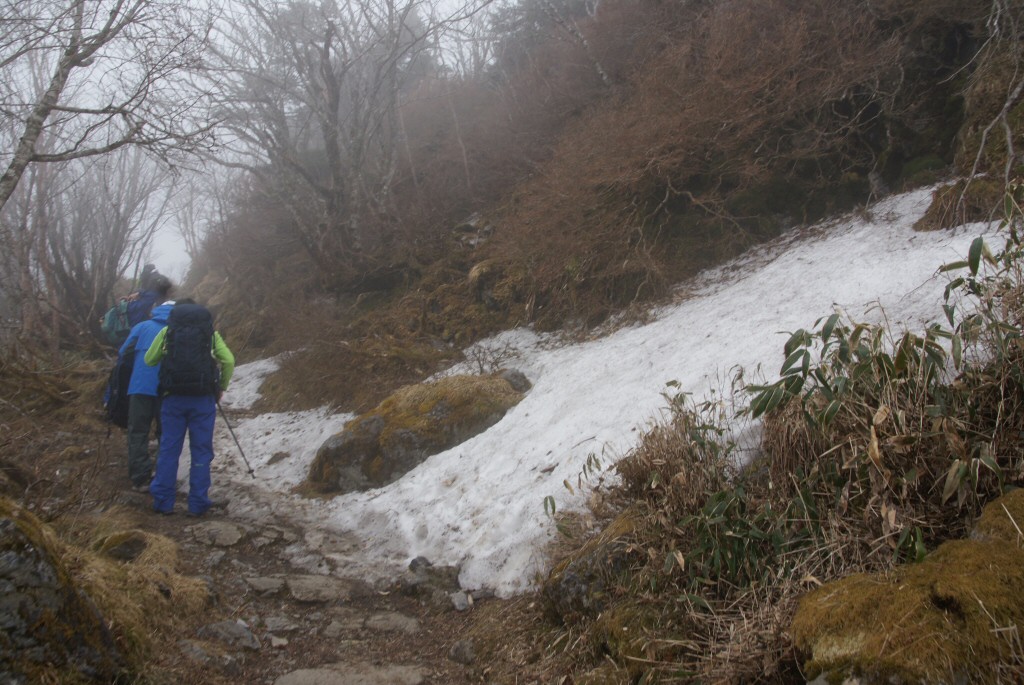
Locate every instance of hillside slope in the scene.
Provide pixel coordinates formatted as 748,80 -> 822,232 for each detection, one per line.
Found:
190,0 -> 1015,418
209,185 -> 992,595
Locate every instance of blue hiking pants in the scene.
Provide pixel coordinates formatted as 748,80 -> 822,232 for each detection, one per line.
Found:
150,394 -> 216,515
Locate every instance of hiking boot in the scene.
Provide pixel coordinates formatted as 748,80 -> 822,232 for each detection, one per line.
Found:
186,510 -> 204,518
131,483 -> 150,493
153,507 -> 173,516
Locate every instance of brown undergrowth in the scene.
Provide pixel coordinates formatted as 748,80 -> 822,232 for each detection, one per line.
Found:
188,0 -> 995,378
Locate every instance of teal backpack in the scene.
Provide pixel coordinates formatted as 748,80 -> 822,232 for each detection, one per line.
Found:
100,299 -> 131,346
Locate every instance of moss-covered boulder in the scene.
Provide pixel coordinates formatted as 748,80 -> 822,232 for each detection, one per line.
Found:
791,488 -> 1024,683
307,371 -> 530,493
0,497 -> 123,683
543,508 -> 641,625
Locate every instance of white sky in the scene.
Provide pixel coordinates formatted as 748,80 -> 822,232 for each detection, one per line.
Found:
198,186 -> 995,596
148,221 -> 193,283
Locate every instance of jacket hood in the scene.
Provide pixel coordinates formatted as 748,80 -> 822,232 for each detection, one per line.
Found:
149,303 -> 174,324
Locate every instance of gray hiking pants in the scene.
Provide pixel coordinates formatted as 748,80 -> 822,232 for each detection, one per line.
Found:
127,394 -> 161,487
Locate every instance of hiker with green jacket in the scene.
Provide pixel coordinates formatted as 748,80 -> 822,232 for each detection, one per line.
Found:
144,300 -> 234,516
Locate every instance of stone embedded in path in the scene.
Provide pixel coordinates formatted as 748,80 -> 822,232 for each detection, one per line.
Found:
320,609 -> 420,637
190,521 -> 249,547
323,608 -> 363,637
448,639 -> 476,665
264,616 -> 300,633
323,620 -> 347,639
399,557 -> 462,609
178,639 -> 239,673
246,576 -> 285,595
274,662 -> 427,685
449,591 -> 471,612
197,620 -> 261,651
364,612 -> 420,635
252,527 -> 282,549
286,574 -> 354,602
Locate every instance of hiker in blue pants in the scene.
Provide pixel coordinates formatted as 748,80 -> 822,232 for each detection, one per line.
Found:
144,300 -> 234,516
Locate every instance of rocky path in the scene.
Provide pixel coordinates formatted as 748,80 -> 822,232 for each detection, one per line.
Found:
108,433 -> 487,685
116,483 -> 482,685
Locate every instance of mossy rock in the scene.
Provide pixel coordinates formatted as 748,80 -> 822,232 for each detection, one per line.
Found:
791,489 -> 1024,683
0,497 -> 124,683
587,600 -> 660,670
544,508 -> 641,624
307,371 -> 530,494
972,486 -> 1024,544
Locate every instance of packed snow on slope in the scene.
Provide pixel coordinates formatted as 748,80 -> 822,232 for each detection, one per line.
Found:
207,186 -> 996,596
218,355 -> 284,411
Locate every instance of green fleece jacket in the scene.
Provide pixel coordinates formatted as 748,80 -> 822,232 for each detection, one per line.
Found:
144,327 -> 235,391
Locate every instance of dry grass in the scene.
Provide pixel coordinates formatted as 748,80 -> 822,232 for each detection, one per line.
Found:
1,497 -> 210,683
61,513 -> 212,668
185,0 -> 997,359
914,178 -> 1008,231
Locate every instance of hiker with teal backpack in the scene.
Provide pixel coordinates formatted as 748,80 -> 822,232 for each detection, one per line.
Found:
116,276 -> 174,491
144,299 -> 235,516
100,265 -> 170,347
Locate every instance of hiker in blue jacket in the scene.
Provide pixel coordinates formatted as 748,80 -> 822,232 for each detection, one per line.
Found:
117,278 -> 174,491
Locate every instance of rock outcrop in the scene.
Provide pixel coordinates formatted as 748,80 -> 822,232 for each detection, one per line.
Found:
0,497 -> 123,683
791,489 -> 1024,684
307,371 -> 529,493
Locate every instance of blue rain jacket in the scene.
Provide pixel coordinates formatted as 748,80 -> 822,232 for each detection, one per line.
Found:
118,303 -> 174,397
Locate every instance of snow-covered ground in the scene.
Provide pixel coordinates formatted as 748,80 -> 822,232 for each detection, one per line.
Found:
199,186 -> 995,596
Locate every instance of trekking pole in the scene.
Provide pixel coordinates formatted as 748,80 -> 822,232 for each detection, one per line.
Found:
216,399 -> 256,478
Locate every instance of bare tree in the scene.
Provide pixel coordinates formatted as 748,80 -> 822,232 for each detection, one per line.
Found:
209,0 -> 483,286
172,171 -> 219,266
0,0 -> 217,215
0,147 -> 175,353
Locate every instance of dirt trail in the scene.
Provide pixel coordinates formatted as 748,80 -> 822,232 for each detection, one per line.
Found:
76,412 -> 488,685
